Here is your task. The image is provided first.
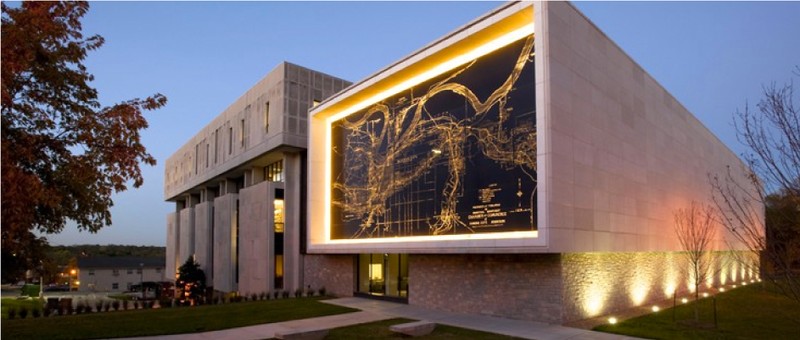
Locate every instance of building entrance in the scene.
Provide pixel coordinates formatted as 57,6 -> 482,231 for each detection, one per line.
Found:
356,254 -> 408,301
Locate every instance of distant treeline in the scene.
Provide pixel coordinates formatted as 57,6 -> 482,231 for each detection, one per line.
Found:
48,245 -> 166,267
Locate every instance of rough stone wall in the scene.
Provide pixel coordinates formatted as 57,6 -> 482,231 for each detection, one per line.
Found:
409,254 -> 564,324
560,251 -> 752,322
303,254 -> 354,297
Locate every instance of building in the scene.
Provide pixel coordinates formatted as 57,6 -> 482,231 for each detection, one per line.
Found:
166,2 -> 761,324
164,62 -> 350,294
76,257 -> 164,292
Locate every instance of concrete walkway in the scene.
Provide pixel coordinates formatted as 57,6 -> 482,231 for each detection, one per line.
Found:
123,297 -> 642,340
323,297 -> 642,340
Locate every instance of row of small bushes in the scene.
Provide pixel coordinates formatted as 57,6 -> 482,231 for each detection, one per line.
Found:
222,286 -> 327,304
5,298 -> 157,320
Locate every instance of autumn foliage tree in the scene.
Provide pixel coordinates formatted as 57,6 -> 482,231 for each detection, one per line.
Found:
1,2 -> 166,280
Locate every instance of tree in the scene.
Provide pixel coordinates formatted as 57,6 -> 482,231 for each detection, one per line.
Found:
1,2 -> 167,274
674,201 -> 717,322
176,256 -> 206,306
711,67 -> 800,303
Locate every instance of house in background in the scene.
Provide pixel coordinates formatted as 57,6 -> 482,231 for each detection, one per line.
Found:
76,257 -> 164,292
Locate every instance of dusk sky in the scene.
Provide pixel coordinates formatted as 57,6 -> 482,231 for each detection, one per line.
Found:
43,1 -> 800,246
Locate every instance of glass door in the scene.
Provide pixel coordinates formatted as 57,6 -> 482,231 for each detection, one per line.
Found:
357,254 -> 408,300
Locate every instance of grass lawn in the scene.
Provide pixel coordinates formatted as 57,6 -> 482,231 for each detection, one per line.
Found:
1,297 -> 356,339
326,318 -> 522,339
594,283 -> 800,339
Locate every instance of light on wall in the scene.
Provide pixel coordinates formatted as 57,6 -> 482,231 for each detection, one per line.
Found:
608,317 -> 618,325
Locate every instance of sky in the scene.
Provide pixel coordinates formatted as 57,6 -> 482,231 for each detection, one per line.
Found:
43,1 -> 800,246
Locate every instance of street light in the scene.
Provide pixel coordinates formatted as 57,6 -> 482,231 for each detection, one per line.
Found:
70,269 -> 77,291
139,263 -> 144,300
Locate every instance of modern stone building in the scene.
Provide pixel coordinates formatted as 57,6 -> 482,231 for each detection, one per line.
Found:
166,2 -> 761,324
164,62 -> 350,294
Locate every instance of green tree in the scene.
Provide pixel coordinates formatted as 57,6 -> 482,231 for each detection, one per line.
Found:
176,256 -> 206,306
1,1 -> 167,278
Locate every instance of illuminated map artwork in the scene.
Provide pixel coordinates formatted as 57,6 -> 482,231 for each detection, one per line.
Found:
331,35 -> 537,239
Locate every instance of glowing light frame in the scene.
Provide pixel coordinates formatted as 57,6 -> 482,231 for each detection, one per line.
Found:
322,23 -> 536,244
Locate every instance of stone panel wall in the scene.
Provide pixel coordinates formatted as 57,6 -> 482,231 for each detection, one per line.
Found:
409,254 -> 564,324
165,212 -> 179,281
193,202 -> 214,284
238,182 -> 272,295
303,254 -> 354,297
560,251 -> 752,322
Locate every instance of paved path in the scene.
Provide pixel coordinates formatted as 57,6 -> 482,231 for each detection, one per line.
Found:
323,297 -> 642,340
123,297 -> 642,340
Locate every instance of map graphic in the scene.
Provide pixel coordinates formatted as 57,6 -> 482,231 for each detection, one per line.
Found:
331,35 -> 537,239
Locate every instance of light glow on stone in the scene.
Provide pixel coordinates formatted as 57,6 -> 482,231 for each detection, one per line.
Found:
608,317 -> 618,325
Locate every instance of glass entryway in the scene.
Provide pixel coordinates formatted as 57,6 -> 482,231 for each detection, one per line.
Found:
356,254 -> 408,301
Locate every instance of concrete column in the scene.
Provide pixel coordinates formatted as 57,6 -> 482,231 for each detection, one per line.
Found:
178,195 -> 197,266
166,211 -> 180,281
194,200 -> 214,285
238,181 -> 277,295
213,193 -> 238,292
283,152 -> 303,292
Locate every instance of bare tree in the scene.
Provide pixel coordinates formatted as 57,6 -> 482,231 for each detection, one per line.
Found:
674,201 -> 717,322
711,67 -> 800,303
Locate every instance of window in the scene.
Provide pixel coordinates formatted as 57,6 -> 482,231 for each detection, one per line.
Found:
195,144 -> 199,174
214,129 -> 219,163
156,267 -> 162,273
136,268 -> 142,274
112,269 -> 119,276
127,268 -> 133,274
264,102 -> 270,131
89,269 -> 95,276
240,118 -> 246,147
112,283 -> 119,290
274,198 -> 284,233
206,143 -> 210,168
228,127 -> 233,154
127,283 -> 132,290
265,160 -> 283,182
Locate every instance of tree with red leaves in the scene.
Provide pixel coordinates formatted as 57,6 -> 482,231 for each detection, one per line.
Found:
1,2 -> 167,281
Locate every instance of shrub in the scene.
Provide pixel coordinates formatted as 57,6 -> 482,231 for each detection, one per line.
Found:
19,306 -> 29,319
123,299 -> 130,310
94,300 -> 102,313
318,286 -> 326,297
260,292 -> 267,300
8,307 -> 16,319
112,300 -> 120,311
273,290 -> 281,299
32,308 -> 41,318
43,306 -> 52,317
282,290 -> 290,299
103,301 -> 111,312
251,293 -> 258,301
134,300 -> 141,309
294,288 -> 303,298
306,288 -> 315,297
